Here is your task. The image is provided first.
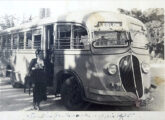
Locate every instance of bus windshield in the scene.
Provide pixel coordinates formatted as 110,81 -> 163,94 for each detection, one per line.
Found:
130,31 -> 149,49
93,31 -> 128,48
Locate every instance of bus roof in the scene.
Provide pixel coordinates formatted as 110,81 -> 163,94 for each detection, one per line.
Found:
0,11 -> 146,34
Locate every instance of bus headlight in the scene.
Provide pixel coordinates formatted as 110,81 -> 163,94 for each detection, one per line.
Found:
107,64 -> 117,75
141,62 -> 150,74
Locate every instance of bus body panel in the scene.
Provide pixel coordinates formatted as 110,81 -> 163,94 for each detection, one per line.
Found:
13,50 -> 36,84
53,50 -> 97,95
3,50 -> 36,84
53,48 -> 151,105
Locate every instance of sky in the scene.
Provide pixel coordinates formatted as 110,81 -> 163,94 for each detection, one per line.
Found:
0,0 -> 164,24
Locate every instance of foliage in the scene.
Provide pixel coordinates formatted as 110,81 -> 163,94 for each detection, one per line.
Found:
0,15 -> 15,30
0,14 -> 33,30
21,15 -> 33,24
118,8 -> 164,59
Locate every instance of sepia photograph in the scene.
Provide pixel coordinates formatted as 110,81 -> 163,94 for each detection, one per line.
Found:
0,0 -> 164,120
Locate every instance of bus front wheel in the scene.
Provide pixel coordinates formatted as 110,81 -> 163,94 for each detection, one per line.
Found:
61,77 -> 85,110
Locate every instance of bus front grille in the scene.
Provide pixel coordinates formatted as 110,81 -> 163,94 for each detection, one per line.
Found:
119,55 -> 143,98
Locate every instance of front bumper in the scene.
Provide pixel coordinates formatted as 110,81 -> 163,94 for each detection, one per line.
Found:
135,95 -> 154,107
86,88 -> 152,106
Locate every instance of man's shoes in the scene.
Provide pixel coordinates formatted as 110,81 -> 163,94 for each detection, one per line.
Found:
36,105 -> 41,111
33,105 -> 37,110
33,104 -> 40,110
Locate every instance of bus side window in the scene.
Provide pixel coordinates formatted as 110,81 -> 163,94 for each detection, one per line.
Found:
0,36 -> 1,50
19,32 -> 24,49
33,29 -> 41,49
2,35 -> 7,49
34,35 -> 41,49
7,35 -> 11,49
2,35 -> 11,49
56,25 -> 71,49
26,31 -> 32,49
13,34 -> 18,49
72,25 -> 88,49
55,25 -> 88,49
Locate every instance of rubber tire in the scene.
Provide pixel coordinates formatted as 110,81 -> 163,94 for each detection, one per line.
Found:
61,77 -> 86,110
10,72 -> 22,88
10,72 -> 15,88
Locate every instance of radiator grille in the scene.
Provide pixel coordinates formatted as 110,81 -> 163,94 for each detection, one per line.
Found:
119,55 -> 143,98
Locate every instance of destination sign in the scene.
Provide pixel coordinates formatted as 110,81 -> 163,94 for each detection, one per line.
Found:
95,22 -> 122,28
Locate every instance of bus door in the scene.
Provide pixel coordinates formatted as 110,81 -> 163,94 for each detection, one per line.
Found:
45,24 -> 54,86
45,24 -> 54,50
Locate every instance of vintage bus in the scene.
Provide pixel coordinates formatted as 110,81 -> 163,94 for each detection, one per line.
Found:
0,11 -> 152,110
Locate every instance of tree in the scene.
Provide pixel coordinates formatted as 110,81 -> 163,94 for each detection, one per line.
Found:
0,15 -> 16,30
118,8 -> 164,59
21,15 -> 33,24
118,8 -> 131,15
